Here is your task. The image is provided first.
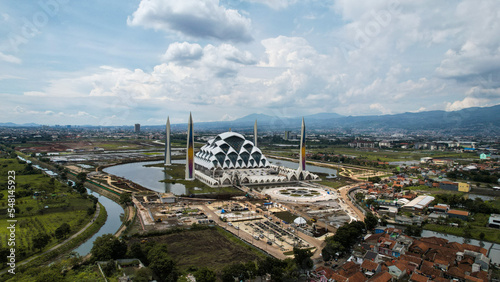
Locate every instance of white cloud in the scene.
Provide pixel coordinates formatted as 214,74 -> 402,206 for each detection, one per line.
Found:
244,0 -> 297,10
1,13 -> 9,21
369,103 -> 391,115
162,42 -> 203,62
0,51 -> 21,64
127,0 -> 253,42
446,97 -> 488,111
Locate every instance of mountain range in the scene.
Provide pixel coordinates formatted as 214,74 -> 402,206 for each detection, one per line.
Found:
2,105 -> 500,135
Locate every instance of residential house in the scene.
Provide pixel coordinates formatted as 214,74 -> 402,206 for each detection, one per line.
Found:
367,271 -> 392,282
361,260 -> 381,277
409,272 -> 429,282
488,214 -> 500,228
447,209 -> 469,221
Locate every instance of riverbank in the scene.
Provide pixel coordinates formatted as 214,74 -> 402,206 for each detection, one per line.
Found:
0,202 -> 107,277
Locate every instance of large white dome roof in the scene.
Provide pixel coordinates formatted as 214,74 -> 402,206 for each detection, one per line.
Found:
195,131 -> 269,169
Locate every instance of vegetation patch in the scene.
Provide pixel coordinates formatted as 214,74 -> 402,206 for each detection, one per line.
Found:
128,227 -> 263,273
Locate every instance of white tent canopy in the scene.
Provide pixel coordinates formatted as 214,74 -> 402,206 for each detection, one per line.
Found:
294,217 -> 307,225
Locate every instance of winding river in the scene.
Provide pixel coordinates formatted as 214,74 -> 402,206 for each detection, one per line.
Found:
72,188 -> 124,256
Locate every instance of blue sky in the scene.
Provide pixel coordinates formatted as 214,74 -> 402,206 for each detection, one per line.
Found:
1,0 -> 499,125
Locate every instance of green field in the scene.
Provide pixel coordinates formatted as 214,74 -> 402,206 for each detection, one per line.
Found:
424,213 -> 500,244
266,146 -> 478,163
0,158 -> 95,263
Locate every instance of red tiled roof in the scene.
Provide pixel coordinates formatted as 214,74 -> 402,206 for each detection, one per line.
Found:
368,271 -> 392,282
445,242 -> 465,252
315,266 -> 336,279
420,264 -> 441,278
433,278 -> 450,282
361,260 -> 379,271
410,272 -> 428,282
464,275 -> 483,282
463,244 -> 487,256
421,260 -> 433,268
470,271 -> 488,282
330,272 -> 348,282
349,271 -> 368,282
420,237 -> 448,246
446,266 -> 466,279
400,254 -> 422,266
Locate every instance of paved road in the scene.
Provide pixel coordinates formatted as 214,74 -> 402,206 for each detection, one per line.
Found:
0,204 -> 101,275
339,185 -> 365,221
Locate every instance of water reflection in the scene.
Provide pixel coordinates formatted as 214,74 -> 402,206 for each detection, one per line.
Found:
267,157 -> 337,178
73,189 -> 123,256
103,160 -> 187,195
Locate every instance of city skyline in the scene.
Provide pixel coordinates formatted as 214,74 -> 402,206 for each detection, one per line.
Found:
1,0 -> 500,126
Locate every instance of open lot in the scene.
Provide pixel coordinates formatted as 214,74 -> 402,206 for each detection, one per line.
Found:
128,227 -> 263,272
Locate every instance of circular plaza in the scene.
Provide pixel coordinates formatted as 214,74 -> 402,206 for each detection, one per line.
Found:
262,187 -> 336,202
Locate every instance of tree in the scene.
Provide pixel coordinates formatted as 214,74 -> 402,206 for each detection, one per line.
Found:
90,234 -> 127,261
293,247 -> 313,271
134,267 -> 153,282
119,192 -> 132,205
32,233 -> 51,251
76,172 -> 87,183
147,244 -> 178,282
405,224 -> 423,237
55,223 -> 71,239
364,212 -> 378,231
194,267 -> 217,282
479,232 -> 485,241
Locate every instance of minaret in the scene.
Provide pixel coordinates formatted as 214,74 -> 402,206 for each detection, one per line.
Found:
165,117 -> 171,166
254,120 -> 258,146
185,113 -> 195,180
298,117 -> 306,171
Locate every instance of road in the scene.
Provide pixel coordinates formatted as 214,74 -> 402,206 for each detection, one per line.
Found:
338,185 -> 365,221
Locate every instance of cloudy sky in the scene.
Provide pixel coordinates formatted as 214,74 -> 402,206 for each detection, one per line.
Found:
1,0 -> 499,125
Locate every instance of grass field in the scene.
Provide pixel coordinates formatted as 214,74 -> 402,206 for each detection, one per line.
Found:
267,145 -> 479,163
0,158 -> 95,261
129,227 -> 264,273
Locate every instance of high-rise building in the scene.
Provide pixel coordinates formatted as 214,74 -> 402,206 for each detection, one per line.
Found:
185,113 -> 195,180
134,123 -> 141,133
165,117 -> 171,166
284,130 -> 291,140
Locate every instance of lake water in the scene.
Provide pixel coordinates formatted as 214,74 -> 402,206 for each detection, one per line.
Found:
421,230 -> 500,265
103,160 -> 187,195
73,188 -> 124,256
267,157 -> 337,178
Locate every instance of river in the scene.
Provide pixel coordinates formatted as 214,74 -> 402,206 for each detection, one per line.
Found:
72,188 -> 124,256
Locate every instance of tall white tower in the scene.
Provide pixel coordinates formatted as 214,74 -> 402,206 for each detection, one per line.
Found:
165,117 -> 171,166
254,119 -> 258,146
298,117 -> 306,171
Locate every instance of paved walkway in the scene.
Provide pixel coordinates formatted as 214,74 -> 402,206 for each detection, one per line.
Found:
0,204 -> 101,275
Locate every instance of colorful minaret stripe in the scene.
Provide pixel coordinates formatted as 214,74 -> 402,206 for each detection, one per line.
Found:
254,119 -> 258,147
185,113 -> 195,180
165,117 -> 171,166
299,117 -> 306,171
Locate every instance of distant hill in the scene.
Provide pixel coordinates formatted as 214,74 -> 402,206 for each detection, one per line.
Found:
189,105 -> 500,135
1,105 -> 499,135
